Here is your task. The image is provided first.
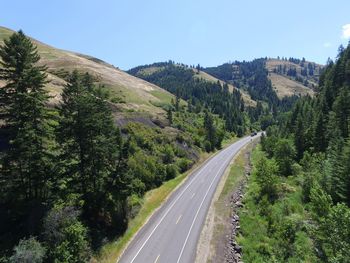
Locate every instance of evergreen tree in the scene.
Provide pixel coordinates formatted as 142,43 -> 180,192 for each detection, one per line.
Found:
57,71 -> 125,237
203,111 -> 217,151
0,30 -> 54,202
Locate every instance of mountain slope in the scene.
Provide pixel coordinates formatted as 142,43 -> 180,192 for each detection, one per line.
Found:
266,58 -> 323,98
204,58 -> 322,100
0,26 -> 174,115
129,62 -> 257,107
192,68 -> 256,106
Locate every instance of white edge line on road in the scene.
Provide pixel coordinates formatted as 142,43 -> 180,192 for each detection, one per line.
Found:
154,254 -> 160,263
176,137 -> 251,263
127,144 -> 234,263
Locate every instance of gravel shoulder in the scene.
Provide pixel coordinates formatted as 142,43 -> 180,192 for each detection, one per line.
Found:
195,139 -> 259,263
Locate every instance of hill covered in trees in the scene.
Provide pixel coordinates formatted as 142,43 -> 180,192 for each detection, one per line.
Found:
204,57 -> 322,100
238,44 -> 350,262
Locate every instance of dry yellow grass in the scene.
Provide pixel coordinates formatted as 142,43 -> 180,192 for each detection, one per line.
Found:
269,72 -> 314,98
0,26 -> 174,115
266,59 -> 316,98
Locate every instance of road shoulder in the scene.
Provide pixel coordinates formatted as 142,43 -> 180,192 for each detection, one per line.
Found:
195,138 -> 259,263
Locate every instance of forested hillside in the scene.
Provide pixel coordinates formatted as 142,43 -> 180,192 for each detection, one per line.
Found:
239,44 -> 350,262
204,58 -> 321,102
129,62 -> 251,135
0,31 -> 239,262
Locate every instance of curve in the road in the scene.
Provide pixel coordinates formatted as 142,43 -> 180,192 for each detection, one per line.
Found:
119,134 -> 260,263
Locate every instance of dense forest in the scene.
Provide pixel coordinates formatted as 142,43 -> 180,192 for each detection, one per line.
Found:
239,44 -> 350,262
129,62 -> 249,135
204,59 -> 301,114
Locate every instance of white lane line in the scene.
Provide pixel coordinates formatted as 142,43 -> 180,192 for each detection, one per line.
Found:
176,143 -> 246,263
176,214 -> 182,225
128,147 -> 229,263
190,193 -> 196,199
126,137 -> 252,263
154,254 -> 160,263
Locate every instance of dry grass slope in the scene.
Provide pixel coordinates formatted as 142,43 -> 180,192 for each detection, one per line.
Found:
266,59 -> 318,98
0,26 -> 174,114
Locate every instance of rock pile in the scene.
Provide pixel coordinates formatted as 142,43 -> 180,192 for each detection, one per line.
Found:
224,182 -> 245,263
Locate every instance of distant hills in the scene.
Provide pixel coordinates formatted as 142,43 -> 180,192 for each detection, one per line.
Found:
1,25 -> 323,117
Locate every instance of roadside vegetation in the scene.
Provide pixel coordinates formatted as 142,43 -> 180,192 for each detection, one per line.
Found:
0,29 -> 315,262
0,30 -> 266,262
238,43 -> 350,262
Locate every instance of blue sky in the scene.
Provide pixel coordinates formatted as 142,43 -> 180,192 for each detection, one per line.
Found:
2,0 -> 350,70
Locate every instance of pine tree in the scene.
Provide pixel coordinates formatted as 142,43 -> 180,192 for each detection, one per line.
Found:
204,111 -> 217,151
0,30 -> 54,201
57,71 -> 125,231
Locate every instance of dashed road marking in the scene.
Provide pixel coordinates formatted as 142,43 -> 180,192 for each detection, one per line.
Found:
176,214 -> 182,224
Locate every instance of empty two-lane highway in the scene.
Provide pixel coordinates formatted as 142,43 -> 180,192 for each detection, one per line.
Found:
119,134 -> 260,263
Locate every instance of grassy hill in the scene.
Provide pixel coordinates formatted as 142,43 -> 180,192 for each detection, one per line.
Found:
266,58 -> 323,98
0,26 -> 174,117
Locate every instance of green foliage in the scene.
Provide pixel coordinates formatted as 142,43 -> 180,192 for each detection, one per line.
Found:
309,183 -> 332,220
0,30 -> 54,202
273,138 -> 296,176
9,237 -> 46,263
239,147 -> 317,262
128,62 -> 248,134
254,156 -> 278,202
241,43 -> 350,262
43,206 -> 90,263
318,204 -> 350,262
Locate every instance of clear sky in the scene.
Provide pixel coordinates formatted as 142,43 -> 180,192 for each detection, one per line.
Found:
2,0 -> 350,70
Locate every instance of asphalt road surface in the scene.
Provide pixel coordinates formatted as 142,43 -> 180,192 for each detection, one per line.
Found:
119,134 -> 260,263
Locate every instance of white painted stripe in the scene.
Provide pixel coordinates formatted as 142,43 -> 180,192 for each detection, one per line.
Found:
176,144 -> 244,263
125,136 -> 253,263
128,147 -> 228,263
176,214 -> 182,225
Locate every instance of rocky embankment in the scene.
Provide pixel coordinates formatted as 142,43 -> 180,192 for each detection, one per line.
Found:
224,152 -> 252,263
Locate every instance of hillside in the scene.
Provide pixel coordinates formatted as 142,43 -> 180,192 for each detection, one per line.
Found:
204,58 -> 322,100
239,43 -> 350,263
192,68 -> 257,107
266,58 -> 323,98
129,62 -> 257,107
0,26 -> 174,116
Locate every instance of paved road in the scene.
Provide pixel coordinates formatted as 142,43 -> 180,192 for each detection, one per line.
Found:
119,134 -> 260,263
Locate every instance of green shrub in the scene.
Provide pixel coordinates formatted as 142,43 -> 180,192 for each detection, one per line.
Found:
165,164 -> 178,180
10,237 -> 46,263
